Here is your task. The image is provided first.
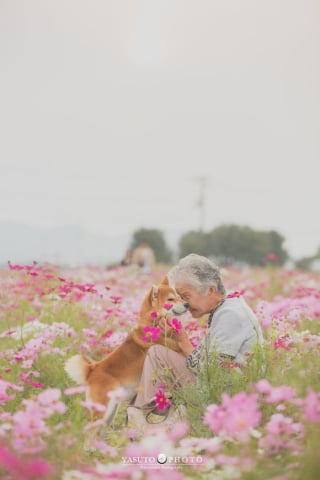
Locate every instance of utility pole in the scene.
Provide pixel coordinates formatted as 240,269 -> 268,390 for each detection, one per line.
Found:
194,176 -> 207,232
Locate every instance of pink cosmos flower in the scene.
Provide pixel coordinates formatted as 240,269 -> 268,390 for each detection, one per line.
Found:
259,414 -> 304,456
22,359 -> 34,369
163,303 -> 173,310
8,261 -> 38,271
101,329 -> 113,338
227,290 -> 245,298
274,335 -> 291,350
0,328 -> 17,338
219,360 -> 242,369
12,404 -> 50,454
19,373 -> 45,388
64,386 -> 87,396
8,261 -> 24,270
166,317 -> 182,334
141,326 -> 161,342
150,311 -> 158,319
0,379 -> 23,406
154,389 -> 172,411
255,379 -> 272,394
0,445 -> 53,479
82,328 -> 97,338
38,388 -> 66,414
110,295 -> 122,304
168,422 -> 189,442
13,409 -> 49,436
264,385 -> 296,404
104,331 -> 127,348
301,388 -> 320,423
204,391 -> 261,441
265,413 -> 302,436
256,380 -> 296,404
77,281 -> 97,297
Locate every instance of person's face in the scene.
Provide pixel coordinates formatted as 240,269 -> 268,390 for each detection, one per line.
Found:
175,282 -> 218,318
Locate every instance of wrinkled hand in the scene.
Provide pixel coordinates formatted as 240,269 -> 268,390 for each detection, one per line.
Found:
159,316 -> 194,357
175,328 -> 194,356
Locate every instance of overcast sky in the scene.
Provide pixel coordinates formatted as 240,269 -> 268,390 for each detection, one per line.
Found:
0,0 -> 319,260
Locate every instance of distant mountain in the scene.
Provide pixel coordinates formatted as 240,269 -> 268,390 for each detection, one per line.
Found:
0,223 -> 130,267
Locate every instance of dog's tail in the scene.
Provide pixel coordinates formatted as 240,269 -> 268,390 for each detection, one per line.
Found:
64,354 -> 94,385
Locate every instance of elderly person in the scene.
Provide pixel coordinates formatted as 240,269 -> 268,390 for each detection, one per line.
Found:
133,253 -> 264,408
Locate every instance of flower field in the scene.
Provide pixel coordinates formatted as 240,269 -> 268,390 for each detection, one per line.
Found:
0,262 -> 320,479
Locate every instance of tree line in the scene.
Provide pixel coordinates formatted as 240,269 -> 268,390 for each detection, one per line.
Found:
129,224 -> 291,267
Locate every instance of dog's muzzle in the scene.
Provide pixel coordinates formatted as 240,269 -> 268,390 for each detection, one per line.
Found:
172,302 -> 189,315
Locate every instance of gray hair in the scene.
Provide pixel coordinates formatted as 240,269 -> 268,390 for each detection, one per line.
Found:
168,253 -> 226,295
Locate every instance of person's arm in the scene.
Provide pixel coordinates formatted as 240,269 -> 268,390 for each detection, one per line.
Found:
176,328 -> 194,357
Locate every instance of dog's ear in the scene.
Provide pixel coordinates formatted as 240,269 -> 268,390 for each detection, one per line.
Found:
160,276 -> 169,286
151,285 -> 159,302
140,285 -> 159,318
144,285 -> 159,308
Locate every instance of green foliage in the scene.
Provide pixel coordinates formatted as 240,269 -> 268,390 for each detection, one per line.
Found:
1,265 -> 320,479
178,224 -> 289,266
178,230 -> 210,258
171,344 -> 266,437
129,227 -> 172,263
295,246 -> 320,270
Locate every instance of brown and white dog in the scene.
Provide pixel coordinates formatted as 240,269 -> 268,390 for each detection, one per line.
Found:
64,276 -> 188,437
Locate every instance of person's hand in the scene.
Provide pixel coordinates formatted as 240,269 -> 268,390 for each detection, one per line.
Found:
159,316 -> 194,357
176,328 -> 194,357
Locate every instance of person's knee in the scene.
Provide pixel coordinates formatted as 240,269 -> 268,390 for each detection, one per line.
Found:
148,344 -> 166,359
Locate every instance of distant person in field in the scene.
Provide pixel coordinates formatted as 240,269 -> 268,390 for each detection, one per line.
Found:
120,249 -> 133,266
133,253 -> 264,408
131,241 -> 156,273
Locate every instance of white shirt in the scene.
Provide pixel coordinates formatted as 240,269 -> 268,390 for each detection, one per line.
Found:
186,295 -> 264,373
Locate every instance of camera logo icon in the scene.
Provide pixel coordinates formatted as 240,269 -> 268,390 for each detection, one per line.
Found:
157,453 -> 167,464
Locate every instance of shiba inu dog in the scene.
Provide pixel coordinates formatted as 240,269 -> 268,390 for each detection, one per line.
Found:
64,276 -> 188,439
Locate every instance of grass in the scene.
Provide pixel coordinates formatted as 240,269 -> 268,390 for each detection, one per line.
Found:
0,264 -> 319,479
